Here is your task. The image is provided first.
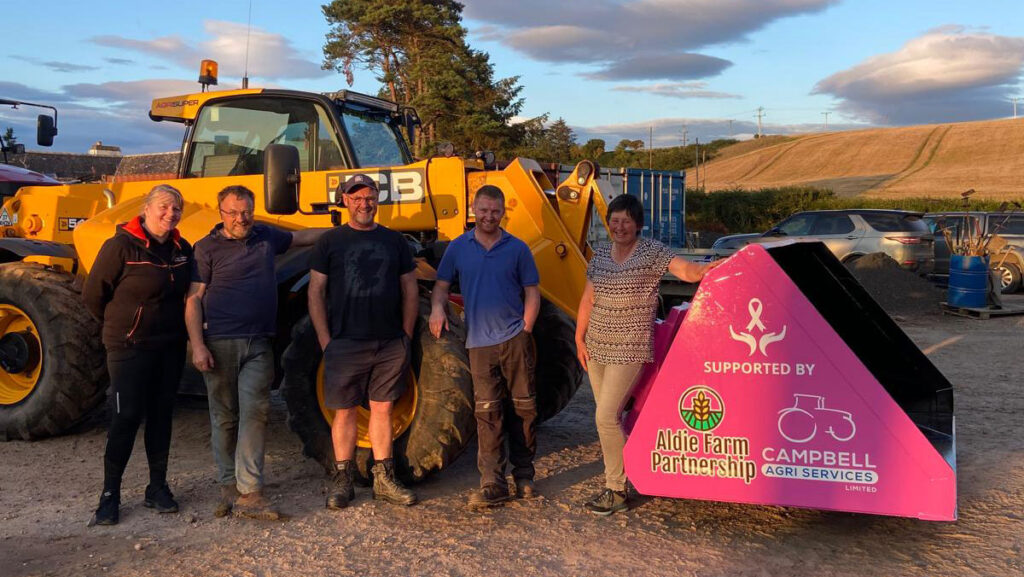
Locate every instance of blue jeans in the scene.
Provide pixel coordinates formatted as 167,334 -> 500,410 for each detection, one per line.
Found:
203,337 -> 274,494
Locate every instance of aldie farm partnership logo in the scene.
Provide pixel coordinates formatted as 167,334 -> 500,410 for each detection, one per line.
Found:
649,385 -> 757,484
678,386 -> 724,432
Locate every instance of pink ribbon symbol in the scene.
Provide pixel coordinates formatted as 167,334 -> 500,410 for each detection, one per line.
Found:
745,298 -> 766,332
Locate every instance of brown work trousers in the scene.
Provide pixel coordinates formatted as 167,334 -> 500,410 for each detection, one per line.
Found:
467,330 -> 537,489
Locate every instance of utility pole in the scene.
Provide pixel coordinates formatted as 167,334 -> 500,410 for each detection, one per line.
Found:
821,111 -> 831,131
694,138 -> 700,191
649,125 -> 653,169
680,125 -> 688,147
727,119 -> 734,138
755,107 -> 765,138
1013,97 -> 1020,119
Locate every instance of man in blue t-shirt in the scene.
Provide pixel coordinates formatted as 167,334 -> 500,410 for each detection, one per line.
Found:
429,185 -> 541,509
185,185 -> 326,520
309,173 -> 419,509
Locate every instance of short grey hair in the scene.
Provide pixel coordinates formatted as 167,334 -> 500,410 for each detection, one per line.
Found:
141,184 -> 184,215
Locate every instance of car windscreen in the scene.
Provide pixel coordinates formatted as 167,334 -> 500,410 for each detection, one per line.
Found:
860,213 -> 929,232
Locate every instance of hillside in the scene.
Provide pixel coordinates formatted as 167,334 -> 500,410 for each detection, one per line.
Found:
687,118 -> 1024,199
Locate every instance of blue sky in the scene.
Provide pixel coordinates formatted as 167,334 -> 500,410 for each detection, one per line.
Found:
2,0 -> 1022,154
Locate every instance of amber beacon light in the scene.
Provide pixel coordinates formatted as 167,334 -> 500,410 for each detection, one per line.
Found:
198,60 -> 219,90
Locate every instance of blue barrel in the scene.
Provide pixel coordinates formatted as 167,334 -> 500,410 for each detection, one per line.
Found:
947,255 -> 988,308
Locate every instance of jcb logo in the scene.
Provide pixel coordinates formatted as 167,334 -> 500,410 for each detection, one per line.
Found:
326,170 -> 425,205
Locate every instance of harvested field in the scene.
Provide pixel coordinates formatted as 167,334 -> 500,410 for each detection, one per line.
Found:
690,118 -> 1024,200
0,297 -> 1021,577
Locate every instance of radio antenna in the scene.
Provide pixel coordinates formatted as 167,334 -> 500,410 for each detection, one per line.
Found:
242,0 -> 253,88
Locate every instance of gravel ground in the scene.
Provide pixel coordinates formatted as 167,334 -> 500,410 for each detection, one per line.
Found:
0,296 -> 1021,577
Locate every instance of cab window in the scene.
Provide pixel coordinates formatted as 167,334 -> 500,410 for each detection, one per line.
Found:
339,108 -> 409,167
185,97 -> 345,178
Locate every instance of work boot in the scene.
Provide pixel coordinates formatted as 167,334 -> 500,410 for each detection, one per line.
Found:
371,459 -> 417,506
143,483 -> 179,513
90,490 -> 120,526
326,460 -> 355,510
214,484 -> 240,518
584,488 -> 628,516
468,484 -> 511,509
514,478 -> 539,500
233,490 -> 281,521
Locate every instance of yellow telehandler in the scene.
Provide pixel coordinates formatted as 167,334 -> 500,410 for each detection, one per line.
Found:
0,66 -> 612,479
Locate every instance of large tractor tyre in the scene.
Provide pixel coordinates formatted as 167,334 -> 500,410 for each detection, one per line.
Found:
281,295 -> 474,482
0,263 -> 108,441
533,300 -> 584,422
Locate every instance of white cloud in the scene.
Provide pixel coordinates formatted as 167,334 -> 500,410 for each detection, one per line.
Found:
10,55 -> 99,73
814,28 -> 1024,124
91,20 -> 328,81
611,81 -> 742,99
1,80 -> 201,153
465,0 -> 837,80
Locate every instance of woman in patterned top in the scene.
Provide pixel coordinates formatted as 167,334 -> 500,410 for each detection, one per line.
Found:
575,193 -> 721,515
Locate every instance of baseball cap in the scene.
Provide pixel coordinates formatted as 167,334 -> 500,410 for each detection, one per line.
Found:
340,173 -> 379,195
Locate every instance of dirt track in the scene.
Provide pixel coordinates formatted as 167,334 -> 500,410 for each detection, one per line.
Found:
1,297 -> 1022,577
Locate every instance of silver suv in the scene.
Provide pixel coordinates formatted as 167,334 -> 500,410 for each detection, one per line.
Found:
923,212 -> 1024,293
712,209 -> 935,273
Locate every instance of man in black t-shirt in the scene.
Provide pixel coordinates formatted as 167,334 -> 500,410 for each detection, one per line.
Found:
309,174 -> 419,509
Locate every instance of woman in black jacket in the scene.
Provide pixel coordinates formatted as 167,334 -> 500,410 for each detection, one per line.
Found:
83,184 -> 192,526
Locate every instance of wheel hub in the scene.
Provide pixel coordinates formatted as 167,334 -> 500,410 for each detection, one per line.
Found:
0,331 -> 38,374
0,303 -> 43,405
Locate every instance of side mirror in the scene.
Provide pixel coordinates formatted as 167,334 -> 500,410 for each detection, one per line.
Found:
37,114 -> 57,147
264,143 -> 300,215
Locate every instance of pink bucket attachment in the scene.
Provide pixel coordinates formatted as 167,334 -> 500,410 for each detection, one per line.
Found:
622,242 -> 957,521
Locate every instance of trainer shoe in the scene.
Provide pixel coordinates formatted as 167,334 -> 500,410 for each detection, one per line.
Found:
371,459 -> 417,506
90,490 -> 120,526
584,488 -> 628,516
143,483 -> 179,513
233,490 -> 281,521
468,484 -> 511,509
326,460 -> 356,510
214,484 -> 240,518
514,478 -> 540,499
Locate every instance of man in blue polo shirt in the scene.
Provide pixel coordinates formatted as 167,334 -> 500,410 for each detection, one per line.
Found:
185,185 -> 326,520
429,184 -> 541,509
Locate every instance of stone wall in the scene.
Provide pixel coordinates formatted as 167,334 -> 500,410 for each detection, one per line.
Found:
4,151 -> 121,182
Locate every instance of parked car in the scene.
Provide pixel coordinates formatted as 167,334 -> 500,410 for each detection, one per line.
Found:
711,209 -> 935,273
923,211 -> 1024,293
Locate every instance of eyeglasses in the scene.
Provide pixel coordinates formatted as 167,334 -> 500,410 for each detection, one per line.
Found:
219,208 -> 254,220
347,196 -> 378,205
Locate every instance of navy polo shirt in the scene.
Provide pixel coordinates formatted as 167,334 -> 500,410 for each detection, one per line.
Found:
192,223 -> 293,339
436,229 -> 539,349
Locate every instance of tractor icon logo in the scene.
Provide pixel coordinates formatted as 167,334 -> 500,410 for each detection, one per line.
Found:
678,386 -> 725,432
729,298 -> 786,357
777,394 -> 856,443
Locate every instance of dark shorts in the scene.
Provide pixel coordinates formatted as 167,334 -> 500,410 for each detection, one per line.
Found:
323,336 -> 410,409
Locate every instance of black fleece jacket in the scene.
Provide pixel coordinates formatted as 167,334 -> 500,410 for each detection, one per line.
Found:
83,216 -> 193,351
